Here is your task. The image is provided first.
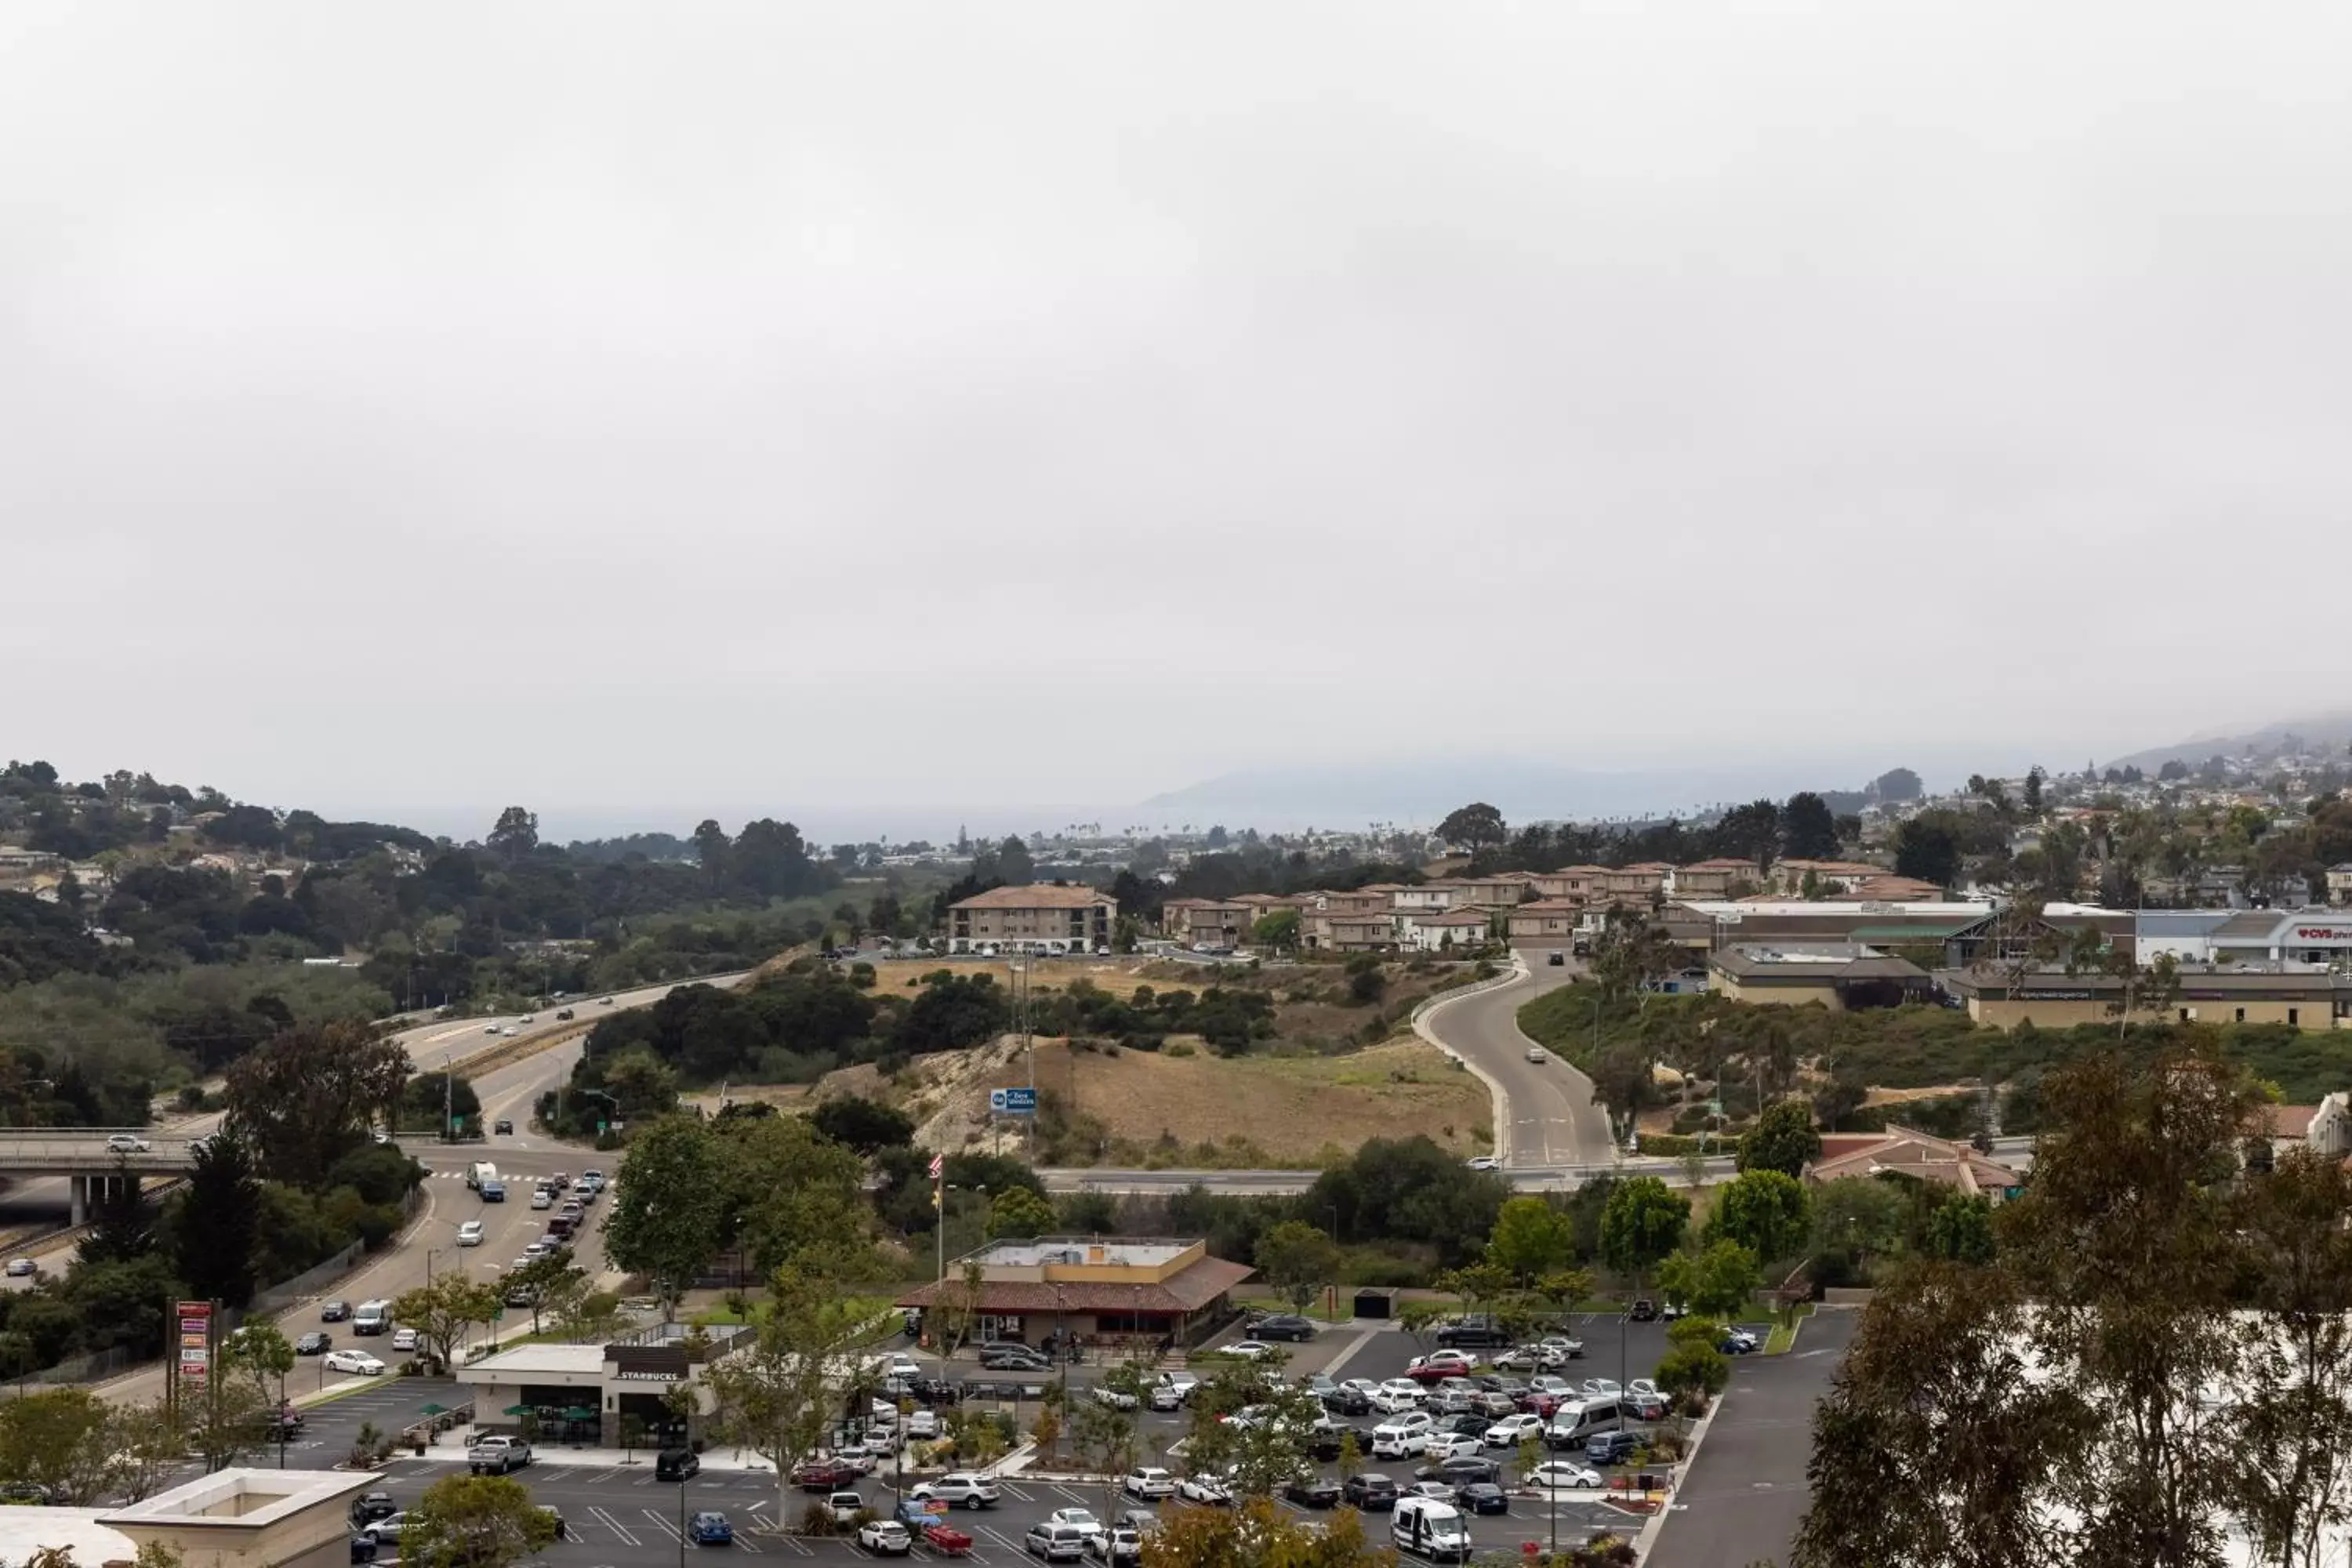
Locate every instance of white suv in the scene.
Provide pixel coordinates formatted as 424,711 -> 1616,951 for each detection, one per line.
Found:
913,1473 -> 1000,1510
1372,1379 -> 1424,1414
1370,1412 -> 1433,1457
1121,1468 -> 1175,1500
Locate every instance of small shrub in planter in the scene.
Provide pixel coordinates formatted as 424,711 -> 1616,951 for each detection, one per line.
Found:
799,1501 -> 837,1537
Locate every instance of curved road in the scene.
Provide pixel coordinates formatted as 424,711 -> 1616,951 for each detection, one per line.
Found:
1419,953 -> 1616,1167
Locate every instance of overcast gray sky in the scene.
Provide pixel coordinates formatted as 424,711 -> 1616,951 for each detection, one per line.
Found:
6,2 -> 2350,840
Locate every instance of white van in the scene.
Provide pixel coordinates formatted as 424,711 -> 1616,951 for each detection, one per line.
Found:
1546,1396 -> 1628,1447
352,1300 -> 393,1336
456,1221 -> 485,1247
1391,1497 -> 1473,1561
467,1162 -> 498,1191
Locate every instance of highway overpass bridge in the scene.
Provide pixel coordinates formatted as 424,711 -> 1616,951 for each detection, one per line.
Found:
0,1133 -> 204,1222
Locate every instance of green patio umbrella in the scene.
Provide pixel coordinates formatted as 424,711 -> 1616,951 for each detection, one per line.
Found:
561,1407 -> 597,1421
503,1405 -> 531,1416
419,1404 -> 450,1417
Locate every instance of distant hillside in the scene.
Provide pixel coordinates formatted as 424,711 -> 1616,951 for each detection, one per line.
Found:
2105,710 -> 2352,775
1134,757 -> 1905,829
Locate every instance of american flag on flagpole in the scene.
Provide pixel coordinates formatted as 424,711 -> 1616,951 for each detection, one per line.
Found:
928,1152 -> 944,1179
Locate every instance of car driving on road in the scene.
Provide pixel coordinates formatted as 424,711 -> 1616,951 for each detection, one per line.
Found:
105,1134 -> 151,1153
321,1350 -> 385,1376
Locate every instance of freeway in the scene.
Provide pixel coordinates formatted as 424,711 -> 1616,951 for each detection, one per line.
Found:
0,968 -> 753,1403
1413,953 -> 1612,1167
0,971 -> 753,1265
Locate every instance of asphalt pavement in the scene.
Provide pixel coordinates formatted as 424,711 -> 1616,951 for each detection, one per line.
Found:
1417,956 -> 1613,1168
306,1311 -> 1721,1565
1643,1309 -> 1854,1568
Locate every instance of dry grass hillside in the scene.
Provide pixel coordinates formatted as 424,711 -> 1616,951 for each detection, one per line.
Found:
694,953 -> 1501,1167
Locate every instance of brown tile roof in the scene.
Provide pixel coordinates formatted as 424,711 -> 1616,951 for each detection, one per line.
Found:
952,884 -> 1107,910
1513,899 -> 1585,914
1807,1127 -> 2018,1196
1680,858 -> 1759,873
895,1257 -> 1253,1315
2255,1104 -> 2321,1140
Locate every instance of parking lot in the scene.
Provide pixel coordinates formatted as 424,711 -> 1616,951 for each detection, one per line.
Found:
364,1450 -> 1645,1566
336,1310 -> 1726,1564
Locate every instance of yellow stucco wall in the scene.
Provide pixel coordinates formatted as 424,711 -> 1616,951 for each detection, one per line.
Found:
1968,995 -> 2332,1031
1718,978 -> 1843,1010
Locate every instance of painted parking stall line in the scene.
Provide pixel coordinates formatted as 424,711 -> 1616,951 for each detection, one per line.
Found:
587,1507 -> 641,1546
638,1508 -> 683,1542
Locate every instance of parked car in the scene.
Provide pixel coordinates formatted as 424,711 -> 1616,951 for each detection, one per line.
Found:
827,1493 -> 866,1526
1178,1473 -> 1232,1505
349,1494 -> 399,1526
1283,1475 -> 1341,1509
466,1436 -> 532,1475
981,1348 -> 1051,1371
1372,1379 -> 1425,1413
1457,1480 -> 1510,1514
1083,1527 -> 1142,1566
857,1519 -> 914,1557
1343,1472 -> 1400,1511
1434,1319 -> 1510,1349
1221,1340 -> 1274,1361
1417,1455 -> 1499,1489
1586,1430 -> 1642,1466
793,1459 -> 864,1491
1484,1413 -> 1546,1448
906,1409 -> 940,1440
1530,1461 -> 1602,1490
1149,1384 -> 1184,1412
1121,1468 -> 1175,1500
1044,1508 -> 1105,1541
656,1449 -> 701,1481
1405,1352 -> 1476,1381
1628,1299 -> 1658,1322
689,1511 -> 734,1545
1320,1385 -> 1373,1417
349,1537 -> 378,1563
391,1328 -> 419,1352
1091,1384 -> 1138,1411
1370,1413 -> 1434,1457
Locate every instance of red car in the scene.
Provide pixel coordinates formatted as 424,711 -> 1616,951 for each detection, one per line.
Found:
792,1459 -> 864,1491
1405,1353 -> 1475,1384
921,1523 -> 974,1557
